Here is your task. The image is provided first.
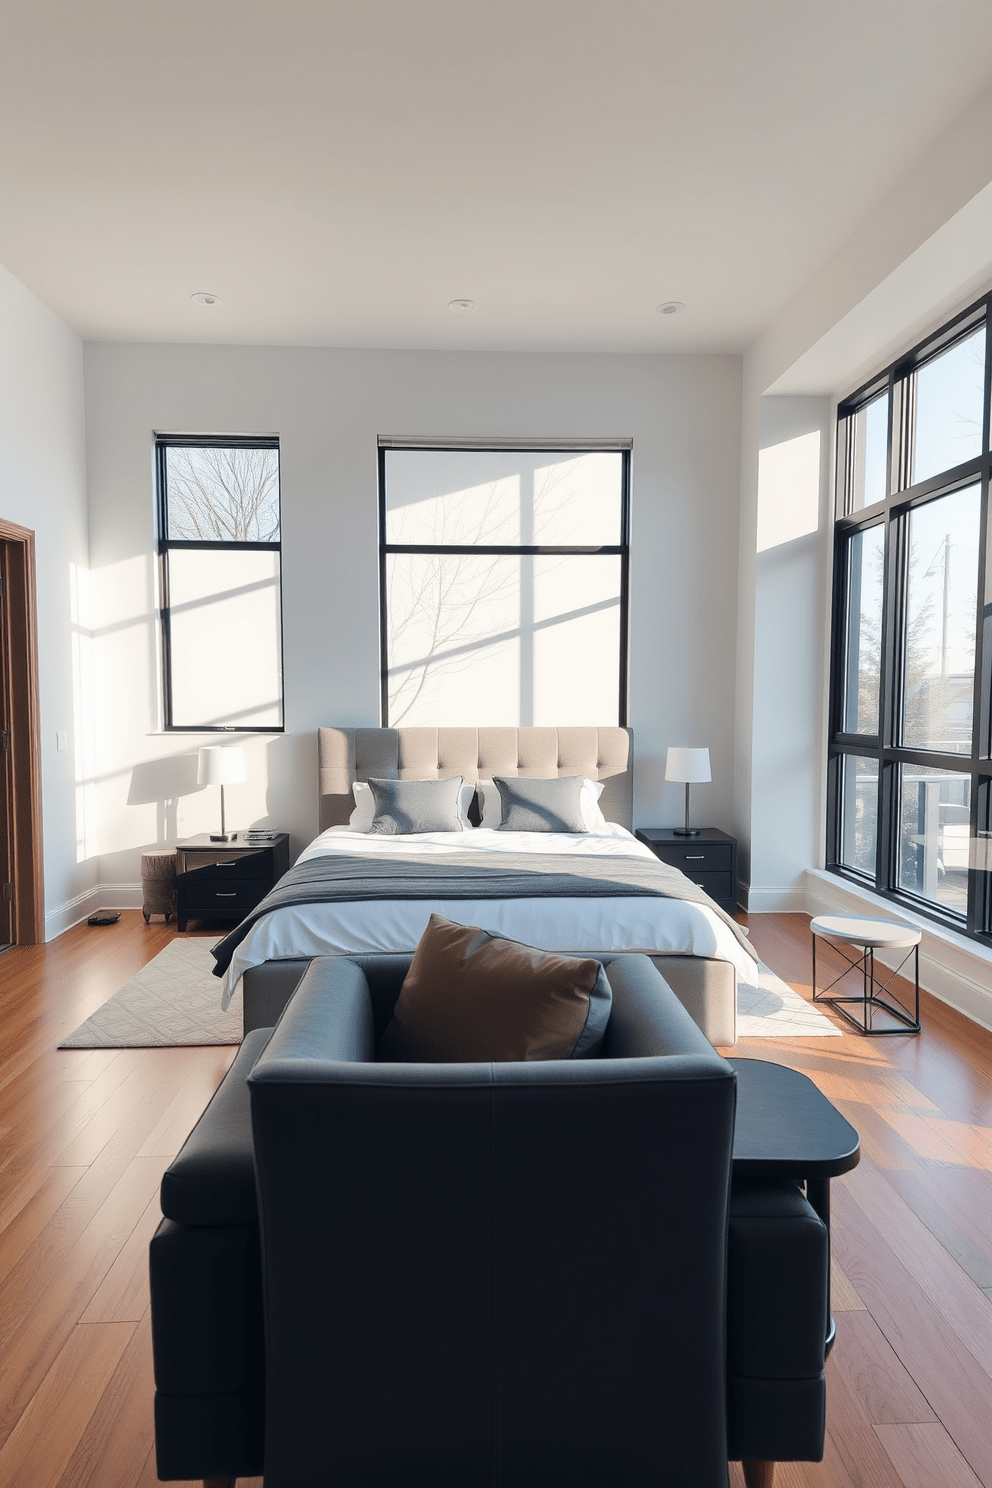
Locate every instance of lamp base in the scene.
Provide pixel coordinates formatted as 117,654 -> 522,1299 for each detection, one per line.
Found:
672,827 -> 701,836
209,832 -> 238,842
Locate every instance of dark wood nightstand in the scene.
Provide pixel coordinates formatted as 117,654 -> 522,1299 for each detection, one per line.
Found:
175,833 -> 291,932
634,827 -> 738,916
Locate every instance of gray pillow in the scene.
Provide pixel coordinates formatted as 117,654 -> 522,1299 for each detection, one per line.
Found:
493,775 -> 588,833
367,776 -> 465,835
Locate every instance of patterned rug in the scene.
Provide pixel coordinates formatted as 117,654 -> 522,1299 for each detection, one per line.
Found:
58,939 -> 837,1049
736,962 -> 839,1039
58,938 -> 242,1048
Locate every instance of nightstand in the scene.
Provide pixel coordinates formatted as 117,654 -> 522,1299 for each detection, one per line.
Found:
634,827 -> 738,916
175,833 -> 291,932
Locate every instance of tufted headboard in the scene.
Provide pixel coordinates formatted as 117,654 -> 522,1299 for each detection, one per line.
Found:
317,726 -> 633,833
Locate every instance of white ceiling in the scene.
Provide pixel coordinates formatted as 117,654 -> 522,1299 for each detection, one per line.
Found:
3,0 -> 992,353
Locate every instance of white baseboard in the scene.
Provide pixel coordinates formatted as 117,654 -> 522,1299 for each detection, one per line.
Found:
740,885 -> 809,913
45,883 -> 144,941
805,868 -> 992,1033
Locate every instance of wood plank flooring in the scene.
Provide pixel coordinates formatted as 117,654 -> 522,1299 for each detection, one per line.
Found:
2,909 -> 992,1487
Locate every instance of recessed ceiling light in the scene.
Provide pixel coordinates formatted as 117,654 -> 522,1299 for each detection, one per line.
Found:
448,298 -> 477,314
191,291 -> 221,306
656,300 -> 685,316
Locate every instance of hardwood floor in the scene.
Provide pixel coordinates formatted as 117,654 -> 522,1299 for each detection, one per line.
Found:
2,909 -> 991,1487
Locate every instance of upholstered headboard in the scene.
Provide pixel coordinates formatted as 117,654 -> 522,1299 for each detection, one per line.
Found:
317,726 -> 633,833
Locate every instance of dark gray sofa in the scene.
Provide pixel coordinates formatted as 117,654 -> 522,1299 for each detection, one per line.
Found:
150,953 -> 828,1487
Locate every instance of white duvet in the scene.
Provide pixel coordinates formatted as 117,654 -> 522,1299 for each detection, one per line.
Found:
220,821 -> 753,1006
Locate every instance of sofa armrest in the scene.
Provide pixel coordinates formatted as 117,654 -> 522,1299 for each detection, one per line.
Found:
251,954 -> 378,1068
601,954 -> 727,1060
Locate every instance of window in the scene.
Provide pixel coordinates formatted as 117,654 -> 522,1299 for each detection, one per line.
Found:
157,436 -> 284,731
828,297 -> 992,945
378,442 -> 630,727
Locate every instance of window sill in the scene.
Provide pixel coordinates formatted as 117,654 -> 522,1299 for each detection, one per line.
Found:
145,729 -> 287,737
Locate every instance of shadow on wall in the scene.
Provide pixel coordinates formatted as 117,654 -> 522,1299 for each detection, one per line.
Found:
127,754 -> 201,845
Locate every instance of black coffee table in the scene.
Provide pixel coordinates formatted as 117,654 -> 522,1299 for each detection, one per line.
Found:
730,1058 -> 861,1354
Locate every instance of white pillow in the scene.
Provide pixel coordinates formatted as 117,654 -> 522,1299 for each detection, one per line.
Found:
349,779 -> 474,832
478,779 -> 500,829
478,776 -> 607,831
348,780 -> 376,832
580,777 -> 608,831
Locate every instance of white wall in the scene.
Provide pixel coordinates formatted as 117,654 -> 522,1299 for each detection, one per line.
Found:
82,343 -> 743,894
734,391 -> 832,912
748,396 -> 831,910
0,263 -> 92,937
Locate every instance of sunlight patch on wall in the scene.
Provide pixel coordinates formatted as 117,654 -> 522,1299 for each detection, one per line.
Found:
757,430 -> 821,553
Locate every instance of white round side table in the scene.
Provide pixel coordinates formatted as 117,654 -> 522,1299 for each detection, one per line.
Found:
810,915 -> 921,1035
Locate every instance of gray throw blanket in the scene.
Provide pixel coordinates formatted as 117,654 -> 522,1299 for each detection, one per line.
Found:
211,849 -> 757,976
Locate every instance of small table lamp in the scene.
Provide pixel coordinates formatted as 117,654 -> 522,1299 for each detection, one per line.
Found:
197,745 -> 246,842
665,747 -> 711,837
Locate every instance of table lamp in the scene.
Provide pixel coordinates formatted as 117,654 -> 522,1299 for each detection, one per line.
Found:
197,745 -> 246,842
665,747 -> 711,837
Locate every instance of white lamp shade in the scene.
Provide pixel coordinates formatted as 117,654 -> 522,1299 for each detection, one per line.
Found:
197,745 -> 246,787
665,747 -> 711,784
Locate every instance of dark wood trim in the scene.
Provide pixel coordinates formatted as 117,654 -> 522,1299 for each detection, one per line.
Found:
0,517 -> 45,943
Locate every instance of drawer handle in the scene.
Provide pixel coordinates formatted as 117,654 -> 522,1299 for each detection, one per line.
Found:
685,855 -> 705,860
215,891 -> 237,897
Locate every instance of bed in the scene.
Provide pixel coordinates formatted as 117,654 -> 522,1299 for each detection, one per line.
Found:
231,725 -> 754,1045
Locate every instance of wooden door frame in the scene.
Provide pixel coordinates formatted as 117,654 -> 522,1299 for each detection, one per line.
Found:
0,519 -> 44,944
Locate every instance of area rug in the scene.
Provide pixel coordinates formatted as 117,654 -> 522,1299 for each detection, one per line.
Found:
736,962 -> 840,1039
58,939 -> 242,1048
59,938 -> 837,1049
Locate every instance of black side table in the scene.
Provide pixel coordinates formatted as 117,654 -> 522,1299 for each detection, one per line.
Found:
176,833 -> 290,931
730,1057 -> 861,1354
635,827 -> 738,916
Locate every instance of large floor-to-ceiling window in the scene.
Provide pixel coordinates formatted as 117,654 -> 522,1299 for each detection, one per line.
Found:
827,296 -> 991,945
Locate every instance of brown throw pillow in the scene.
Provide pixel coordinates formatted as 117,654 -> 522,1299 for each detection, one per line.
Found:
378,914 -> 612,1062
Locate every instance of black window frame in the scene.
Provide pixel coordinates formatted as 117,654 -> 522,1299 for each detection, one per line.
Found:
156,433 -> 285,734
377,440 -> 632,727
827,293 -> 992,946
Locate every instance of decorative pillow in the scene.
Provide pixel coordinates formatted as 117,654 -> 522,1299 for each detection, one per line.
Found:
348,780 -> 376,832
480,776 -> 607,831
351,778 -> 473,833
477,778 -> 501,829
579,777 -> 608,831
492,774 -> 588,833
367,776 -> 467,835
379,914 -> 613,1062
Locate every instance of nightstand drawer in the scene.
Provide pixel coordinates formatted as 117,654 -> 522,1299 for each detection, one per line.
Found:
654,843 -> 732,874
179,850 -> 272,879
179,879 -> 268,914
682,871 -> 733,902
